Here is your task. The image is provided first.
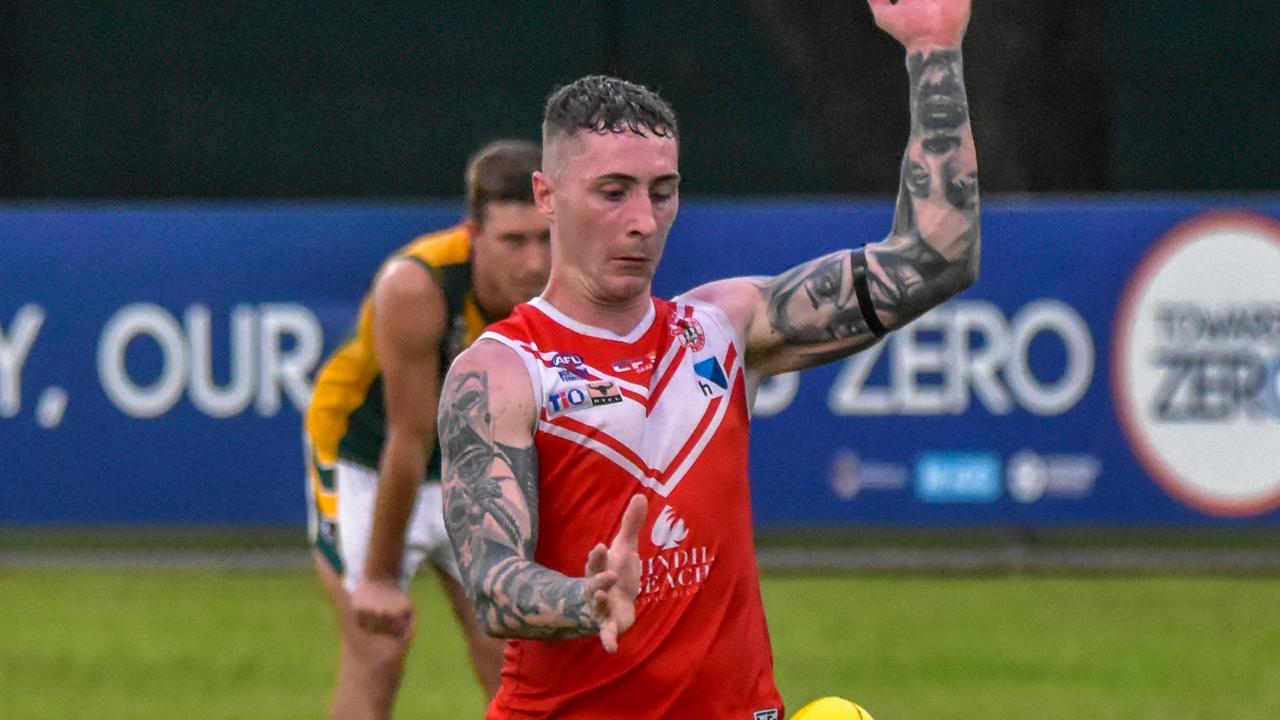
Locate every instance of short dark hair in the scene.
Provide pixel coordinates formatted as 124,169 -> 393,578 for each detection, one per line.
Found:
542,75 -> 678,144
464,140 -> 541,223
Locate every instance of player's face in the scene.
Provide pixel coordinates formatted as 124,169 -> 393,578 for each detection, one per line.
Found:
538,130 -> 679,304
469,201 -> 551,316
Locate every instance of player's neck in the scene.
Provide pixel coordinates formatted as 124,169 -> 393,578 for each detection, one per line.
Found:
541,274 -> 652,336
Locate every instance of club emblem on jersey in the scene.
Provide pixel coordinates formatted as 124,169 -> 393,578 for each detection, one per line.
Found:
650,505 -> 689,550
670,316 -> 706,351
693,356 -> 728,398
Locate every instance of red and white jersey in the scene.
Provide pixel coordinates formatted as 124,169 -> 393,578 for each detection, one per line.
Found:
479,295 -> 783,720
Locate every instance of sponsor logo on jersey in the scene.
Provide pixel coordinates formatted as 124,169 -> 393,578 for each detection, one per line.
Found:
546,386 -> 591,417
546,382 -> 623,417
587,382 -> 623,407
753,710 -> 780,720
612,352 -> 657,374
670,316 -> 706,351
650,505 -> 689,549
694,356 -> 728,397
639,506 -> 715,603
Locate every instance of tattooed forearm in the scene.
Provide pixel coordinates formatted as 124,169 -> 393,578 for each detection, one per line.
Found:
756,48 -> 978,368
439,369 -> 597,639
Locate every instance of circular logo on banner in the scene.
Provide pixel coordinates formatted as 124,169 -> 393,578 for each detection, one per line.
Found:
1113,210 -> 1280,517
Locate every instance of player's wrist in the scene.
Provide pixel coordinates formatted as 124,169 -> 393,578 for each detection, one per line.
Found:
360,571 -> 401,587
904,42 -> 962,57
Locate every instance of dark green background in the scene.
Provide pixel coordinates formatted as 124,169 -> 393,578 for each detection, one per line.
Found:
0,1 -> 1275,198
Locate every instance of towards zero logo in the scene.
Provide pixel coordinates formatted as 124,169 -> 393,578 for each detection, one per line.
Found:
1113,211 -> 1280,517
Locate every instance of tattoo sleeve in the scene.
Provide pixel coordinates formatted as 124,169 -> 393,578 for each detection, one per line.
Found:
439,369 -> 598,639
754,49 -> 980,370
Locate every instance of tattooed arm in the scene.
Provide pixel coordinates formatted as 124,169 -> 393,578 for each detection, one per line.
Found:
683,0 -> 979,376
438,340 -> 647,651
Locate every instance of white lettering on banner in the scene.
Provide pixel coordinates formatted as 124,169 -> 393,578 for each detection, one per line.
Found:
99,304 -> 189,418
98,303 -> 323,419
828,300 -> 1094,417
256,304 -> 322,416
187,304 -> 256,418
0,304 -> 45,418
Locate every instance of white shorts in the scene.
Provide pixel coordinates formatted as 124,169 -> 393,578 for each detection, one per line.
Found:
308,454 -> 460,593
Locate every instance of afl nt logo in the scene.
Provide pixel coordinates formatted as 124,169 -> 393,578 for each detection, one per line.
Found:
1113,210 -> 1280,517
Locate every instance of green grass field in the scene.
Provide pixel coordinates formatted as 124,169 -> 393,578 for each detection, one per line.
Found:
2,568 -> 1277,719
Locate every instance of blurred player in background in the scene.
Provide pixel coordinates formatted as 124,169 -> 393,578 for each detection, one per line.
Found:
305,140 -> 549,719
436,0 -> 978,717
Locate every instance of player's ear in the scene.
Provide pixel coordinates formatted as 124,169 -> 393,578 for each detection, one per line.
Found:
532,170 -> 555,221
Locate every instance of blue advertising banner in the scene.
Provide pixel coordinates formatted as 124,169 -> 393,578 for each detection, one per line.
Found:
3,199 -> 1279,527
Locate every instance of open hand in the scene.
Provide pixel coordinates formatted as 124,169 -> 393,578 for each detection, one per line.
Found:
869,0 -> 971,52
583,494 -> 648,653
352,578 -> 416,639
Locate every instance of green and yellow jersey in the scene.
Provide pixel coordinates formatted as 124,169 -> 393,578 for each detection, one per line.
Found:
306,224 -> 491,480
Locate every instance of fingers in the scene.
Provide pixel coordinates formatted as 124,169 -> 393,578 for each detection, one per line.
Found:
356,607 -> 413,637
584,542 -> 608,576
583,569 -> 618,598
613,494 -> 648,552
599,618 -> 619,654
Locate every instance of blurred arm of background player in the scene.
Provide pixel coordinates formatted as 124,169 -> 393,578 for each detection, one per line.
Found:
350,259 -> 449,637
685,0 -> 980,374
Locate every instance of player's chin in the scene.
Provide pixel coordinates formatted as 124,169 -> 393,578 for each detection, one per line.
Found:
600,273 -> 653,301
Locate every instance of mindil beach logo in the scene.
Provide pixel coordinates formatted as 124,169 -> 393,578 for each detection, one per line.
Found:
1113,210 -> 1280,517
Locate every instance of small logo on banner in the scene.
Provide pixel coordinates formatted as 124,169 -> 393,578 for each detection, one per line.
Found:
915,452 -> 1002,503
670,316 -> 706,351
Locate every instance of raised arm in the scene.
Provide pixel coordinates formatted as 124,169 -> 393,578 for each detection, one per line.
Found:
687,0 -> 979,376
439,340 -> 646,652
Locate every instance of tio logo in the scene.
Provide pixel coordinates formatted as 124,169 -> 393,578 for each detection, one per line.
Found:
547,387 -> 588,416
1114,211 -> 1280,517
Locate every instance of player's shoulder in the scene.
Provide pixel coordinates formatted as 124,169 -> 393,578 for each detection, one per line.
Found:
447,337 -> 536,416
374,253 -> 446,307
398,224 -> 472,269
676,278 -> 762,340
370,251 -> 449,342
454,335 -> 522,368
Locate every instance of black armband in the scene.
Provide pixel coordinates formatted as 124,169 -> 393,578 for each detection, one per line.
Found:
851,251 -> 888,339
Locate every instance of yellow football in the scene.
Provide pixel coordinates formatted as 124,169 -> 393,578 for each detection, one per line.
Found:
791,696 -> 875,720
